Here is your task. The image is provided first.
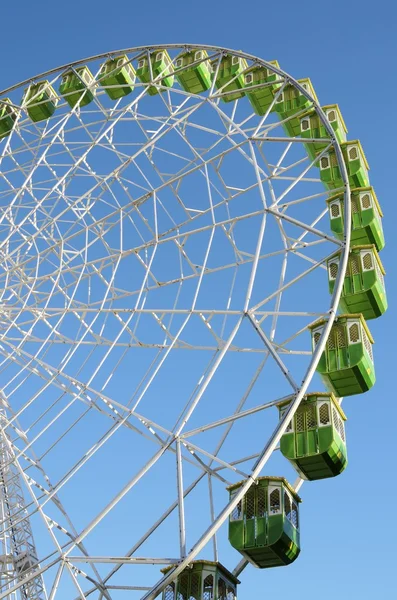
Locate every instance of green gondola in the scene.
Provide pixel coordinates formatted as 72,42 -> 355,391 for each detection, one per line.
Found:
300,104 -> 347,160
317,140 -> 369,190
161,561 -> 239,600
244,60 -> 282,115
228,477 -> 301,568
327,245 -> 387,320
98,55 -> 136,100
59,66 -> 95,109
23,81 -> 58,123
211,54 -> 248,102
327,187 -> 385,252
273,78 -> 318,137
174,49 -> 212,94
310,314 -> 375,397
136,50 -> 174,96
279,393 -> 347,481
0,98 -> 17,138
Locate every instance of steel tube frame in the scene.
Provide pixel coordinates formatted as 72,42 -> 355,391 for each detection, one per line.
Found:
0,43 -> 351,599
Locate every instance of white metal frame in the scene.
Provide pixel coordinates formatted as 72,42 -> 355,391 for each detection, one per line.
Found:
0,44 -> 351,599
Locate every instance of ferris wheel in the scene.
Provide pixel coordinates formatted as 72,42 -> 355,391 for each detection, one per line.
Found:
0,44 -> 386,600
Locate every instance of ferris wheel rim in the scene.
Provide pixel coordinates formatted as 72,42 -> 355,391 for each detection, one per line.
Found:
0,43 -> 336,97
0,44 -> 353,600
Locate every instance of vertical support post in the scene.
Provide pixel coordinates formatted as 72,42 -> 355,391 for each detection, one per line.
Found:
207,475 -> 218,562
0,409 -> 46,599
176,439 -> 186,558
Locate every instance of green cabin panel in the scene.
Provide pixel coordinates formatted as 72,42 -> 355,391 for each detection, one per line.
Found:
0,98 -> 17,138
136,50 -> 174,96
281,115 -> 302,137
175,49 -> 212,94
227,477 -> 301,569
23,81 -> 57,123
273,78 -> 318,137
211,55 -> 248,102
310,314 -> 375,397
99,55 -> 136,100
317,140 -> 370,190
244,60 -> 282,116
328,246 -> 387,320
274,78 -> 318,116
59,66 -> 95,108
301,104 -> 347,160
327,187 -> 385,252
279,393 -> 347,481
161,561 -> 239,600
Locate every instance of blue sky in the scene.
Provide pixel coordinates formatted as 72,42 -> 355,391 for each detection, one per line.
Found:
1,0 -> 396,598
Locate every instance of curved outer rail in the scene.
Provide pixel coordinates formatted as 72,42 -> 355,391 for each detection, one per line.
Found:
0,44 -> 351,600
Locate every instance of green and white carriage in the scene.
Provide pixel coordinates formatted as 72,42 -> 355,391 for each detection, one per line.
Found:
22,81 -> 58,122
300,104 -> 347,159
174,49 -> 212,94
0,98 -> 17,137
317,140 -> 369,190
244,60 -> 282,115
211,54 -> 248,102
310,314 -> 375,397
279,393 -> 347,481
136,49 -> 174,96
161,562 -> 239,600
328,246 -> 387,319
273,78 -> 318,136
327,187 -> 385,252
228,477 -> 301,569
59,66 -> 95,108
98,55 -> 136,100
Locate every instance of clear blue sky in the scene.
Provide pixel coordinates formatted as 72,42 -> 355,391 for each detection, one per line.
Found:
1,0 -> 396,598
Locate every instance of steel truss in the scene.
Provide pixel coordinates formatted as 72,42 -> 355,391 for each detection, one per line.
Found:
0,45 -> 350,599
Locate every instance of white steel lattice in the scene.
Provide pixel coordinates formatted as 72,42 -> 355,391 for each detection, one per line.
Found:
0,44 -> 351,599
0,405 -> 46,600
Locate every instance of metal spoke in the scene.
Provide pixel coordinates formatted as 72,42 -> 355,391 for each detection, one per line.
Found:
0,44 -> 351,599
